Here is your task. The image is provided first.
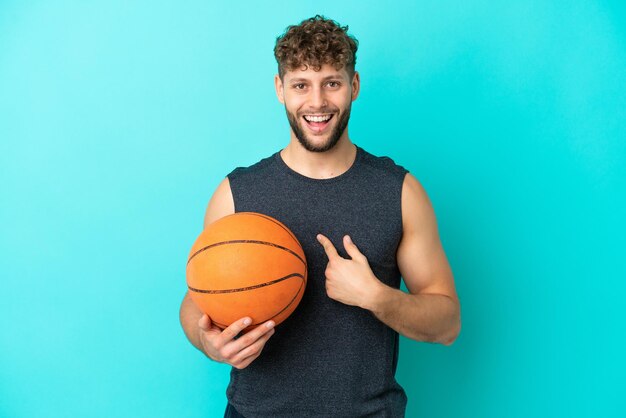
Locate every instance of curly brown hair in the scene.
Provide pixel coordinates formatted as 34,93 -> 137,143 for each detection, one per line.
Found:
274,15 -> 359,80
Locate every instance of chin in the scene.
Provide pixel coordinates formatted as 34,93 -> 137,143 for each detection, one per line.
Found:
297,133 -> 342,153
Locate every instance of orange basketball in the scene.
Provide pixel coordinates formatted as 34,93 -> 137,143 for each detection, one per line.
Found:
186,212 -> 307,331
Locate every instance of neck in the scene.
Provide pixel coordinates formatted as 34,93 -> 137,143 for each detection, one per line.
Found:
281,135 -> 357,180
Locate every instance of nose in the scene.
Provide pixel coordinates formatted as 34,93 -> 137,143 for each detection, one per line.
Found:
309,86 -> 327,110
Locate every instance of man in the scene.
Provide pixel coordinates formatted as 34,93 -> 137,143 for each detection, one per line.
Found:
180,15 -> 461,418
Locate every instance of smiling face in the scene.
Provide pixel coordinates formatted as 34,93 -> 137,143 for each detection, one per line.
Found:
275,64 -> 360,152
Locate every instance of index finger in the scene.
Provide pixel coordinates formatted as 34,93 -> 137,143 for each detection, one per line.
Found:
219,316 -> 253,344
227,320 -> 276,351
316,233 -> 339,260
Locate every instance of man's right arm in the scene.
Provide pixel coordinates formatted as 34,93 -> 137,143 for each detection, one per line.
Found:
179,177 -> 276,369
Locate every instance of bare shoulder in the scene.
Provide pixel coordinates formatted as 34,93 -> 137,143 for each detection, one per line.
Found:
203,177 -> 235,229
401,173 -> 435,234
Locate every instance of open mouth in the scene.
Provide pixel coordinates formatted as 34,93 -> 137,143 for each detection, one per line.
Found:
302,114 -> 334,133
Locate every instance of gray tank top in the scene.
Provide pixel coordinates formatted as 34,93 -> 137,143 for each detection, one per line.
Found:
225,144 -> 409,417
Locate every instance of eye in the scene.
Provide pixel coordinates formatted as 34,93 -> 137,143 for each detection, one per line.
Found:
293,83 -> 306,90
327,81 -> 341,88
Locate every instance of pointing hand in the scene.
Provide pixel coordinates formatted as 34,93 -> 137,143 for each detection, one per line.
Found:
316,234 -> 383,308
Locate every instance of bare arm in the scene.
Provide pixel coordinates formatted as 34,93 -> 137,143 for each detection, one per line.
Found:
179,177 -> 235,351
368,173 -> 461,345
179,177 -> 276,368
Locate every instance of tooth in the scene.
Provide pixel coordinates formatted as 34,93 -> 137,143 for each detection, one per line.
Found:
304,114 -> 331,122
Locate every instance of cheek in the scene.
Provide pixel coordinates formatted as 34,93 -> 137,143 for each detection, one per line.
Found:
335,92 -> 353,109
284,97 -> 305,113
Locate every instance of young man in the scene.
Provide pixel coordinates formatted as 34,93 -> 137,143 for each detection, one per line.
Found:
180,15 -> 461,418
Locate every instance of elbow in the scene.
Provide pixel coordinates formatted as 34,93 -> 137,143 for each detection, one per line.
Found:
441,305 -> 461,346
441,324 -> 460,346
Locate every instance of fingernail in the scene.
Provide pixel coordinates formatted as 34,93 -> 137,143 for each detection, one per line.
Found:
345,235 -> 352,243
243,318 -> 251,326
266,321 -> 275,329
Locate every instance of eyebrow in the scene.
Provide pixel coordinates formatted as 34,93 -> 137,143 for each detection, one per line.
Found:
288,74 -> 344,83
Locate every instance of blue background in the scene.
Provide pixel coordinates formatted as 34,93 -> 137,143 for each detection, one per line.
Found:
1,1 -> 625,417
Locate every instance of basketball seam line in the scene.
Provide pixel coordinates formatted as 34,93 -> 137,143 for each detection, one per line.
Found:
211,271 -> 306,328
187,272 -> 304,294
243,212 -> 301,246
187,240 -> 306,266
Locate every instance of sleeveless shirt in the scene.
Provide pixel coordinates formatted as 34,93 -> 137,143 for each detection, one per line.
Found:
225,144 -> 409,418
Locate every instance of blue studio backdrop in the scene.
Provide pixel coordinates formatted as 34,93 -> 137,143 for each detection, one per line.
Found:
1,1 -> 625,417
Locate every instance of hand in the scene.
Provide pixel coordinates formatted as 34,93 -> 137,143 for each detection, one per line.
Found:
316,234 -> 383,308
197,314 -> 275,369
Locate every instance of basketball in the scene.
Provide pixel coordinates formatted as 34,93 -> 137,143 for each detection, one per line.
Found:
186,212 -> 307,331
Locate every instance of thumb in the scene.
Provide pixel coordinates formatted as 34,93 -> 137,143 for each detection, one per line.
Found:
198,313 -> 211,331
343,235 -> 366,262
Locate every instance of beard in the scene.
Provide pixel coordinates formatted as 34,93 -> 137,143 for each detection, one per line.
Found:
285,104 -> 351,153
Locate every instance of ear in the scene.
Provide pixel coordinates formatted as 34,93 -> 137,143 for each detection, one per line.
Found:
274,74 -> 285,104
351,71 -> 361,102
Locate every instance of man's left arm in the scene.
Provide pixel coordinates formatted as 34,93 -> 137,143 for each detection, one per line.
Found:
369,173 -> 461,345
317,173 -> 461,346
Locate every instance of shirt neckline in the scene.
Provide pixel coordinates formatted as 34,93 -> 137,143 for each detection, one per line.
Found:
274,145 -> 363,184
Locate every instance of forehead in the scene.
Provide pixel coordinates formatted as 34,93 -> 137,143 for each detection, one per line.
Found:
284,63 -> 349,82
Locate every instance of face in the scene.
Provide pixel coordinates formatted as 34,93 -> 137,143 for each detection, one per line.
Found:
275,64 -> 360,153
